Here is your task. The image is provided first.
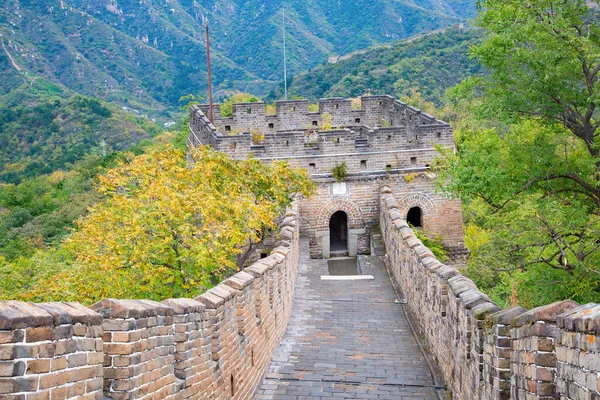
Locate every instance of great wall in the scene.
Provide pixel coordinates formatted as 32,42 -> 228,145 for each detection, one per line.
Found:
0,96 -> 599,399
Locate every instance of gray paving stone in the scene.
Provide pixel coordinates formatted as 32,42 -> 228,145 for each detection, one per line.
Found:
254,239 -> 445,400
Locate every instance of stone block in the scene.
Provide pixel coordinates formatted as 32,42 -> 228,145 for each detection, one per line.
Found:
557,303 -> 600,333
513,300 -> 580,327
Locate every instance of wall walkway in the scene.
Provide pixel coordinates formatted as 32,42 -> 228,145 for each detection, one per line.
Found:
3,186 -> 600,400
255,242 -> 445,399
380,186 -> 600,400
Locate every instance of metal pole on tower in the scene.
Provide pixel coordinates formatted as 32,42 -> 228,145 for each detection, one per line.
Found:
283,6 -> 288,101
204,16 -> 214,123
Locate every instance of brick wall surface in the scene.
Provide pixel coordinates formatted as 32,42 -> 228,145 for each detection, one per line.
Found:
380,186 -> 600,400
299,173 -> 465,258
0,206 -> 300,400
189,95 -> 462,260
556,304 -> 600,399
0,302 -> 103,400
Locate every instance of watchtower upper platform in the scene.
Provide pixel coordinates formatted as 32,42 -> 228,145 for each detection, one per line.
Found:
189,95 -> 454,174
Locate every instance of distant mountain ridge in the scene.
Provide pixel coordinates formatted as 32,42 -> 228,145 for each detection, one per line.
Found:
0,0 -> 475,115
270,27 -> 483,104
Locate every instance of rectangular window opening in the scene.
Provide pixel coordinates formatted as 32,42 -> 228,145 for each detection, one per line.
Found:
309,163 -> 316,173
312,121 -> 318,126
437,132 -> 442,138
268,123 -> 274,129
411,157 -> 417,165
355,118 -> 361,123
225,125 -> 231,131
247,108 -> 252,114
360,160 -> 367,170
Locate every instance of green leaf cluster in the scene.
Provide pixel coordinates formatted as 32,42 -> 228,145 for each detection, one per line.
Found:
0,146 -> 315,304
436,0 -> 600,307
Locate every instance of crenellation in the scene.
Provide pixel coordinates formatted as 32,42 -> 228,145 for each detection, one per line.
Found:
0,205 -> 301,400
380,189 -> 600,400
190,95 -> 463,259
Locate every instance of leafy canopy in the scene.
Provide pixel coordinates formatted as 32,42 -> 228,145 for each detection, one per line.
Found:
436,0 -> 600,306
3,146 -> 314,304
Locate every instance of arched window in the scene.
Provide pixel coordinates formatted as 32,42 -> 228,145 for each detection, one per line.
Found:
407,207 -> 423,228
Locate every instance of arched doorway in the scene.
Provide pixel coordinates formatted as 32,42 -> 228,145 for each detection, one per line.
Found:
329,211 -> 348,251
407,207 -> 423,228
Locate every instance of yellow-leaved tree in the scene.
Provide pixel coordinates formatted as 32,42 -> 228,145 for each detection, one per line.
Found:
25,146 -> 314,303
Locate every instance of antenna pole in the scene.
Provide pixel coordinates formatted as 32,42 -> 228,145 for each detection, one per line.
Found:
204,16 -> 214,123
282,7 -> 288,101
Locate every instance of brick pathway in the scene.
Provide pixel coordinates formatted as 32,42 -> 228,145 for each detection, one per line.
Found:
255,239 -> 445,399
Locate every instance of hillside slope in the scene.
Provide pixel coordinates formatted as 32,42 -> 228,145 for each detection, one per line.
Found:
0,0 -> 475,114
270,27 -> 483,103
0,76 -> 161,184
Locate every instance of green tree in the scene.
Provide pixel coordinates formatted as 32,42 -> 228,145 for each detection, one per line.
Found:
437,0 -> 600,306
16,146 -> 314,304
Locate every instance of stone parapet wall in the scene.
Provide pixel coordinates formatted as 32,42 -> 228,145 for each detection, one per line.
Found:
556,304 -> 600,399
0,206 -> 300,400
192,95 -> 442,136
188,95 -> 454,176
379,186 -> 600,400
0,302 -> 104,400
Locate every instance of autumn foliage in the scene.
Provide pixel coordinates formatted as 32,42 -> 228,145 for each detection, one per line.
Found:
3,146 -> 314,303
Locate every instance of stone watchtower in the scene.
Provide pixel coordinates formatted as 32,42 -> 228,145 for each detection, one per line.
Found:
189,95 -> 466,259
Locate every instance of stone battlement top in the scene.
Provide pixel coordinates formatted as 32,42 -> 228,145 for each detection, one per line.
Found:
192,95 -> 448,137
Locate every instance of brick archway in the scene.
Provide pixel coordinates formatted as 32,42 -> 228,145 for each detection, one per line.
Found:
315,198 -> 364,230
397,193 -> 437,216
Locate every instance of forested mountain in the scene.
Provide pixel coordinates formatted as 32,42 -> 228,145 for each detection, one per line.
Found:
0,48 -> 161,184
0,0 -> 475,115
270,27 -> 483,103
0,82 -> 161,184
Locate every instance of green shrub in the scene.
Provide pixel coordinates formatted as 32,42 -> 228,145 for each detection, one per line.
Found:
332,162 -> 348,182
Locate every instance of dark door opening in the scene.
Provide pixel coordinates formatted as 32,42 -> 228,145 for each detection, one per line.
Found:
407,207 -> 423,228
329,211 -> 348,251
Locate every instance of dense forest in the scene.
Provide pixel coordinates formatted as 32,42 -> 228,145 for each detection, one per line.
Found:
0,79 -> 161,184
433,0 -> 600,307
